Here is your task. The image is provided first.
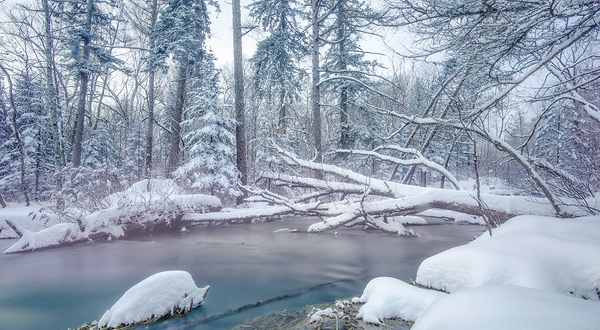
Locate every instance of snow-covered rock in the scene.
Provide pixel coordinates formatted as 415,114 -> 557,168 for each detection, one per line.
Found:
416,215 -> 600,299
411,285 -> 600,330
309,307 -> 334,323
98,271 -> 209,329
355,277 -> 444,324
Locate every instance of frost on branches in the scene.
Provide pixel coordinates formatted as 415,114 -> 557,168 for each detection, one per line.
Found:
175,56 -> 240,198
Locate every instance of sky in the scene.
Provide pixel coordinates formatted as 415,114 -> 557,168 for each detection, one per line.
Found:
206,0 -> 407,69
206,0 -> 258,67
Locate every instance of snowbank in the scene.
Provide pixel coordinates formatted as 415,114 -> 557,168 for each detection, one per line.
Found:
4,179 -> 222,253
416,215 -> 600,299
355,277 -> 444,324
98,271 -> 209,329
411,285 -> 600,330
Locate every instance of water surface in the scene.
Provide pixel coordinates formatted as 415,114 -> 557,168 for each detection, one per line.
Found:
0,217 -> 484,330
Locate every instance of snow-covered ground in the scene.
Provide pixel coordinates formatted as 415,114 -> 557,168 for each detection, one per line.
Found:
417,215 -> 600,299
0,202 -> 59,239
412,285 -> 600,330
353,214 -> 600,329
98,271 -> 209,329
354,277 -> 444,323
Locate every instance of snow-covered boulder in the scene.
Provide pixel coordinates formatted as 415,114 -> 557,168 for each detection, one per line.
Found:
411,285 -> 600,330
416,215 -> 600,299
355,277 -> 444,324
98,271 -> 209,329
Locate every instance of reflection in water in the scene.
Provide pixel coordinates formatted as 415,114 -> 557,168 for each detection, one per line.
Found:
0,217 -> 484,330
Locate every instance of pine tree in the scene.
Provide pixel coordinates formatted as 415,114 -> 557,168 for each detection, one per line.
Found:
152,0 -> 217,176
175,56 -> 239,197
320,0 -> 379,150
249,0 -> 307,134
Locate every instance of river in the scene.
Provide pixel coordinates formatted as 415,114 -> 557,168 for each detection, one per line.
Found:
0,217 -> 484,330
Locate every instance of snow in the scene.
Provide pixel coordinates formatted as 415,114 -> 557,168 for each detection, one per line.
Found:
98,271 -> 209,329
416,215 -> 600,299
417,209 -> 485,225
0,202 -> 59,239
356,277 -> 444,324
309,307 -> 334,323
386,215 -> 427,225
3,223 -> 86,253
411,285 -> 600,330
4,179 -> 222,253
273,228 -> 299,233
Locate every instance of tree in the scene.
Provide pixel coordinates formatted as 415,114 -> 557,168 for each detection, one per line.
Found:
0,64 -> 30,205
320,0 -> 379,150
62,0 -> 119,167
249,0 -> 307,134
175,56 -> 239,197
152,0 -> 216,177
233,0 -> 247,198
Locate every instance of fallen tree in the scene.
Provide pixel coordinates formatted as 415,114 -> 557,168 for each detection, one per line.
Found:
3,179 -> 221,253
181,145 -> 598,235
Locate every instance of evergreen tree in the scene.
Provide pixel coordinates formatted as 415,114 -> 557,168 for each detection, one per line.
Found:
152,0 -> 217,176
175,56 -> 239,197
249,0 -> 307,134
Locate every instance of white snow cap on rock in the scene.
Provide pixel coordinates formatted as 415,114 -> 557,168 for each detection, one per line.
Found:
416,215 -> 600,299
411,285 -> 600,330
98,271 -> 209,329
356,277 -> 445,324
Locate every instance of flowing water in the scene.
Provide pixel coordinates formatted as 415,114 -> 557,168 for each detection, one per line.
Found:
0,217 -> 484,330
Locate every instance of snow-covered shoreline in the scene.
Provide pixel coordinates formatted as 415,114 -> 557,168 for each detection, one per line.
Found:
309,214 -> 600,329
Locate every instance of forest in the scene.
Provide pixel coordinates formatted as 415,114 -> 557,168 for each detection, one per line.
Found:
0,0 -> 599,329
0,0 -> 597,219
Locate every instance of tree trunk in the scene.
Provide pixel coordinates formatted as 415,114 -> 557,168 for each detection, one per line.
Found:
0,194 -> 6,208
337,3 -> 349,150
145,0 -> 158,183
167,64 -> 187,177
72,0 -> 94,168
43,0 -> 64,210
0,64 -> 30,206
233,0 -> 248,202
278,88 -> 286,134
311,0 -> 323,177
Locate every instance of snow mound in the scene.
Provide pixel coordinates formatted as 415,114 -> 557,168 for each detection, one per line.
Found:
412,285 -> 600,330
416,215 -> 600,299
98,271 -> 209,329
356,277 -> 445,324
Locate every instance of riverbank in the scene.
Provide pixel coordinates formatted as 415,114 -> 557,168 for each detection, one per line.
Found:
0,217 -> 483,330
